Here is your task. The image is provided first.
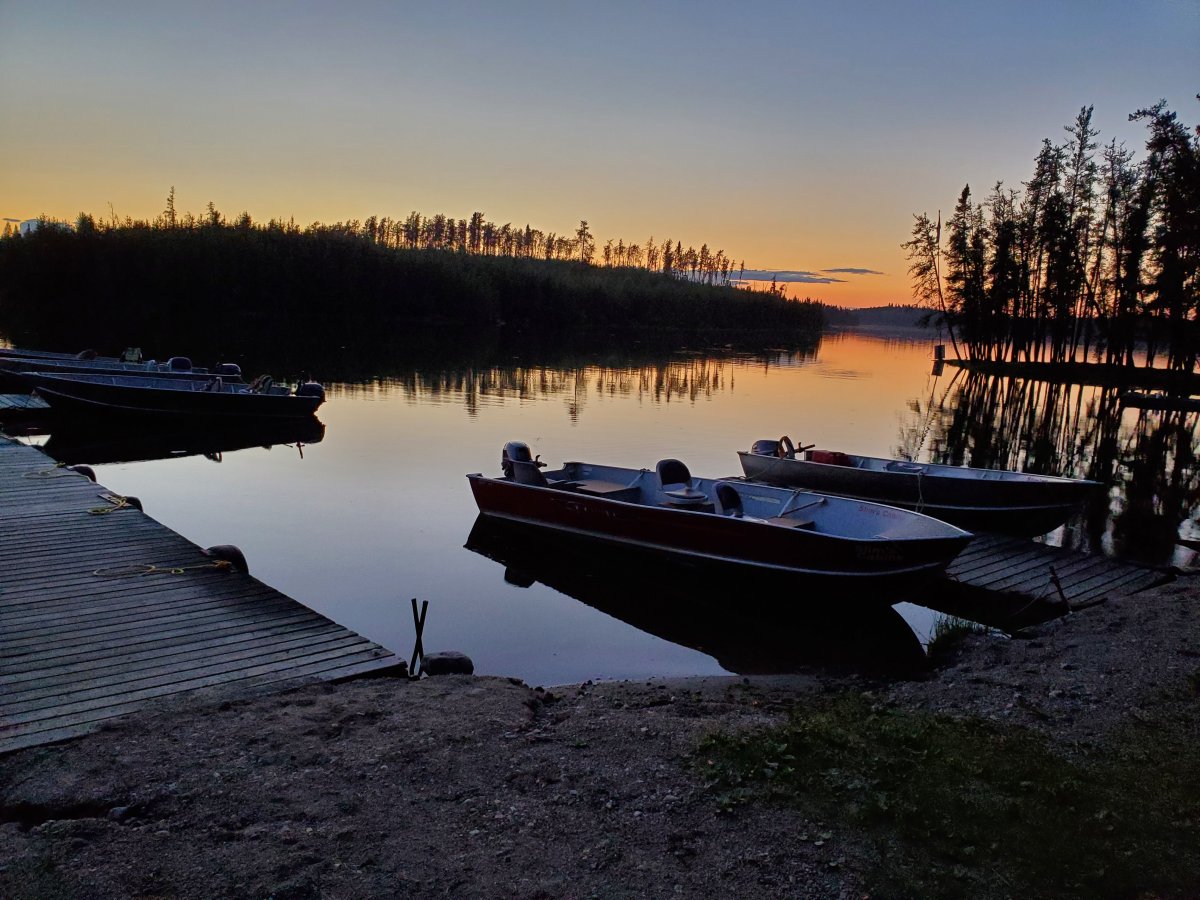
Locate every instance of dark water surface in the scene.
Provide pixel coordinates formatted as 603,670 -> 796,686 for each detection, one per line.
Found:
14,332 -> 1199,685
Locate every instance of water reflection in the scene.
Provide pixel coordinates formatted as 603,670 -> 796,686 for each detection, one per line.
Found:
325,345 -> 820,419
465,515 -> 928,677
899,369 -> 1199,565
4,328 -> 1195,683
37,417 -> 325,466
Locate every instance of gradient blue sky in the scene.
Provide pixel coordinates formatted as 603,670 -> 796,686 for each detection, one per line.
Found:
2,0 -> 1196,305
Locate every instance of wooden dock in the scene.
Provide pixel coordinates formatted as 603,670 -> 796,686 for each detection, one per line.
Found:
933,532 -> 1174,625
0,436 -> 403,754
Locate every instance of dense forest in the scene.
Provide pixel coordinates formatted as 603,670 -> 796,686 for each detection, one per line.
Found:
0,206 -> 819,361
821,304 -> 930,329
905,98 -> 1199,371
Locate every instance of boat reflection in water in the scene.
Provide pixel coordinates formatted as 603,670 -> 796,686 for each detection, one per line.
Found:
40,416 -> 325,466
465,515 -> 928,678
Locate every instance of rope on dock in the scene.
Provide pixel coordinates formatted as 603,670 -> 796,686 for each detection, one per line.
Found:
92,560 -> 234,578
23,462 -> 70,478
88,494 -> 138,515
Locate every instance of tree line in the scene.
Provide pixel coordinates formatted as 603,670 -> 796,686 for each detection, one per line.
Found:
905,98 -> 1199,372
0,208 -> 818,360
0,192 -> 748,289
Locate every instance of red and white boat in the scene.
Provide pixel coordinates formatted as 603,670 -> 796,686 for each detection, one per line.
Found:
467,443 -> 973,603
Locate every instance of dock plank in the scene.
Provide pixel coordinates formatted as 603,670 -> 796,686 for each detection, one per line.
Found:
0,438 -> 403,754
938,529 -> 1173,617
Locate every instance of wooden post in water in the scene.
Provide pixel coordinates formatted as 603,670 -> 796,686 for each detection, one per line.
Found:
409,597 -> 429,677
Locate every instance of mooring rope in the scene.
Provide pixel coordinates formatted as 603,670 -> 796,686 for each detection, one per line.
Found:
87,494 -> 134,515
93,560 -> 234,578
23,462 -> 71,479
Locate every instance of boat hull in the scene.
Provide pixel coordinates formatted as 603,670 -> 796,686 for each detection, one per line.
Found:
29,376 -> 321,420
0,358 -> 236,393
467,474 -> 971,603
738,452 -> 1100,537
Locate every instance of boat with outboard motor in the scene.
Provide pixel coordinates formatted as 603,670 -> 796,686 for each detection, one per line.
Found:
0,346 -> 244,391
738,437 -> 1104,537
0,357 -> 243,391
24,370 -> 325,420
467,442 -> 973,602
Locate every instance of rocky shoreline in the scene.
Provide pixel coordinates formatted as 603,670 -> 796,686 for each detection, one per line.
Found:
2,580 -> 1198,899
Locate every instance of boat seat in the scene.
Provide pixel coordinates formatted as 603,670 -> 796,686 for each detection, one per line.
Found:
656,458 -> 708,505
714,482 -> 743,517
512,460 -> 551,487
512,460 -> 579,491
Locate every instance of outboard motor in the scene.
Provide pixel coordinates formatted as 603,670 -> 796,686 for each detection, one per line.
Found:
751,439 -> 780,457
214,362 -> 242,379
501,441 -> 542,479
295,381 -> 326,401
167,356 -> 193,372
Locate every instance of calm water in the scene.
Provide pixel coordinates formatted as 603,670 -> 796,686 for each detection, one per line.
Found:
15,331 -> 1199,685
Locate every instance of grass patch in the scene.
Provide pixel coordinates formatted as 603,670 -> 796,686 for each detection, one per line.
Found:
925,614 -> 990,666
697,693 -> 1200,899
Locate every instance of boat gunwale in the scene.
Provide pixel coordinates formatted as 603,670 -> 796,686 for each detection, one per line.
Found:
737,449 -> 1103,488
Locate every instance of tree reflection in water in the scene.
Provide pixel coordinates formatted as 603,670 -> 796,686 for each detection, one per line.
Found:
898,369 -> 1199,566
325,346 -> 817,421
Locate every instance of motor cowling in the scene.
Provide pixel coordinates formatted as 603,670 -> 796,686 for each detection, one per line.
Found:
501,441 -> 536,479
295,381 -> 326,401
214,362 -> 242,378
751,439 -> 779,457
167,356 -> 193,372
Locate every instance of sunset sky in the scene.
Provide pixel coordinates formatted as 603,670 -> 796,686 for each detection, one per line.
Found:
1,1 -> 1195,307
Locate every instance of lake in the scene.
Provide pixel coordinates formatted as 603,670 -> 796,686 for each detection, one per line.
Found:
12,330 -> 1199,685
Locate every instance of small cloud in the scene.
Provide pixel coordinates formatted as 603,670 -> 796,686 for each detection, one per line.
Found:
823,267 -> 885,276
739,269 -> 845,284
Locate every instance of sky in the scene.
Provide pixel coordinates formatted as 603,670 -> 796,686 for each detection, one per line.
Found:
1,1 -> 1196,307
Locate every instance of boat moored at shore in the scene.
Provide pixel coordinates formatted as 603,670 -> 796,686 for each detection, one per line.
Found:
739,437 -> 1104,537
468,442 -> 972,603
23,371 -> 325,420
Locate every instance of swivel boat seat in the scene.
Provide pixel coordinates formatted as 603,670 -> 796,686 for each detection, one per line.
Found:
656,459 -> 710,508
714,482 -> 744,518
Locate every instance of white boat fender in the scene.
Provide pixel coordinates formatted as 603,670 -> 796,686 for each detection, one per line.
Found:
67,464 -> 96,482
204,544 -> 248,574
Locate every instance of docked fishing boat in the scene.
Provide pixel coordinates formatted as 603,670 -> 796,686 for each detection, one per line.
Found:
23,371 -> 325,420
739,437 -> 1104,537
0,346 -> 242,392
467,442 -> 972,602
